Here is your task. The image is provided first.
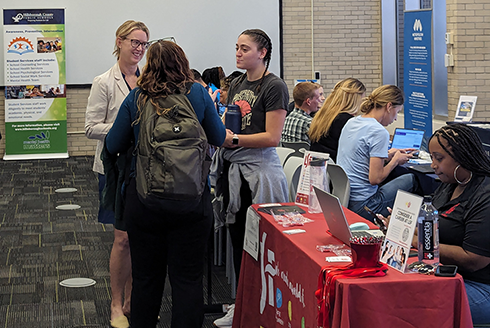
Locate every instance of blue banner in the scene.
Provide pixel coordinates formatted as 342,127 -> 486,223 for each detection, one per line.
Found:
4,9 -> 64,25
403,10 -> 432,138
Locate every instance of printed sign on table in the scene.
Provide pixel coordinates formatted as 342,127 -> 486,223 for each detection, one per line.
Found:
3,9 -> 67,159
294,150 -> 330,206
380,190 -> 423,273
455,95 -> 477,123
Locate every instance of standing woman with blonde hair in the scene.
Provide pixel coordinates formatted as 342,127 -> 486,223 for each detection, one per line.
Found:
105,40 -> 228,328
337,85 -> 417,221
85,20 -> 149,328
309,77 -> 366,162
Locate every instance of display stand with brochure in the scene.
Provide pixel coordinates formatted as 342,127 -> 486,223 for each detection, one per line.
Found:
294,150 -> 330,206
454,95 -> 477,122
379,190 -> 423,273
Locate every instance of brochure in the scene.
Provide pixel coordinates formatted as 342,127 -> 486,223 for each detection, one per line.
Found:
455,95 -> 477,122
380,190 -> 423,273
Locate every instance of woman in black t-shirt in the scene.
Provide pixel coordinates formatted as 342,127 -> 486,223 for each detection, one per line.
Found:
382,124 -> 490,324
213,29 -> 289,327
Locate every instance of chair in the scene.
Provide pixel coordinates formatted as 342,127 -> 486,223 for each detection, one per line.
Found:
281,141 -> 310,152
283,156 -> 304,202
326,163 -> 350,207
281,141 -> 311,160
275,147 -> 295,166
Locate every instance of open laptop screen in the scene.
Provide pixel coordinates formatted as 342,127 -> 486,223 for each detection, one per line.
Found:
391,128 -> 425,150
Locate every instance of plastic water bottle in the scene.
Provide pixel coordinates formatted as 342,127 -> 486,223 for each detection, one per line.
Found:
308,159 -> 328,213
225,105 -> 241,134
417,196 -> 440,265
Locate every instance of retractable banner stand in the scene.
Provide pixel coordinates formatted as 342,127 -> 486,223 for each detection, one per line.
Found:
403,10 -> 433,138
3,9 -> 67,160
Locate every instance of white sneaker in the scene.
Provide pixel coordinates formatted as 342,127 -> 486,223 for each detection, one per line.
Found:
213,304 -> 235,328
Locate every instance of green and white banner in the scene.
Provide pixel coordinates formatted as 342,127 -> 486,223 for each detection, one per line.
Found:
3,8 -> 67,159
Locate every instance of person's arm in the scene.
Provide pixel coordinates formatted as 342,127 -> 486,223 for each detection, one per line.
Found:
410,230 -> 490,272
222,109 -> 286,148
85,76 -> 112,141
197,85 -> 228,147
369,151 -> 412,185
440,245 -> 490,272
105,92 -> 135,155
387,147 -> 417,162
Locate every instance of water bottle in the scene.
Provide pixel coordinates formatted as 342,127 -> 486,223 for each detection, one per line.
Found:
308,159 -> 328,213
417,196 -> 440,265
225,105 -> 241,134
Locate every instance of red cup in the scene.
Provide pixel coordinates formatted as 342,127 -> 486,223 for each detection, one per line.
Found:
351,242 -> 382,268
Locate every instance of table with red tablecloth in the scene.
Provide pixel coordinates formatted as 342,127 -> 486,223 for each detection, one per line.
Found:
232,203 -> 473,328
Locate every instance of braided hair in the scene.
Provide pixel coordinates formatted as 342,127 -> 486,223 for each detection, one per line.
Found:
236,29 -> 272,93
429,123 -> 490,176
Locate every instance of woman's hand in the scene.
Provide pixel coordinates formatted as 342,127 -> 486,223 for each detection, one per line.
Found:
391,149 -> 413,166
208,88 -> 219,102
221,129 -> 238,148
378,207 -> 392,227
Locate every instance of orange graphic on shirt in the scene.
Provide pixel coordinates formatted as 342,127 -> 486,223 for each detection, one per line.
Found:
235,100 -> 251,117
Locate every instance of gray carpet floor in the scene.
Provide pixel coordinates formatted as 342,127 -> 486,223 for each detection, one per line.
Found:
0,156 -> 233,328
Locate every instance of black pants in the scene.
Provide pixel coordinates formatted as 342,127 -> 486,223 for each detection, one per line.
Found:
125,178 -> 213,328
226,173 -> 253,285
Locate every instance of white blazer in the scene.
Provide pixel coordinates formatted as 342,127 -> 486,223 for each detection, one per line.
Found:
85,63 -> 131,174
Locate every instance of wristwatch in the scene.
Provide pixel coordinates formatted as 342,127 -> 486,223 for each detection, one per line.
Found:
232,134 -> 239,146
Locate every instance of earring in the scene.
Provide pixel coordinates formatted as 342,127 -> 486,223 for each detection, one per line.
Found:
453,165 -> 472,185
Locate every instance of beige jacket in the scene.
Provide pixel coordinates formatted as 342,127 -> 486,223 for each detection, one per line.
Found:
85,63 -> 130,174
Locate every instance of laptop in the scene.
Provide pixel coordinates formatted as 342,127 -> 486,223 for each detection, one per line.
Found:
391,128 -> 425,150
407,163 -> 435,174
313,186 -> 384,245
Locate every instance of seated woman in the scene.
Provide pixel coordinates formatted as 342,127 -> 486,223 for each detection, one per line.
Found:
386,124 -> 490,324
337,85 -> 417,221
309,77 -> 366,162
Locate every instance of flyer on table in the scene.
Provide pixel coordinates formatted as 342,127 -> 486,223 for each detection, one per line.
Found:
294,150 -> 330,206
3,8 -> 67,158
380,190 -> 423,273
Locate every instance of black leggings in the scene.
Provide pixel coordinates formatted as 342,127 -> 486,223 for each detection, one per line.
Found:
227,175 -> 253,284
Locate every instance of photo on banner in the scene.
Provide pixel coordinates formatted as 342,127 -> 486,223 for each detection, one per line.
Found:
3,8 -> 67,159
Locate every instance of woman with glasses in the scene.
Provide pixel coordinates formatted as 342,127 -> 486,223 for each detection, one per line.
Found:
105,40 -> 229,328
85,20 -> 149,328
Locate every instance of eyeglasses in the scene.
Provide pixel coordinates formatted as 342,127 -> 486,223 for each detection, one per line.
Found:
128,39 -> 150,50
146,37 -> 177,47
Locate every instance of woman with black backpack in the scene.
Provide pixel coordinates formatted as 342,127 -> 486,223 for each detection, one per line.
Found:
105,40 -> 231,328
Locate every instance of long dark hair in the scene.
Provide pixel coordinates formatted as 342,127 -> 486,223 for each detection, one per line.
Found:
202,67 -> 224,89
135,41 -> 194,123
429,124 -> 490,176
236,29 -> 272,93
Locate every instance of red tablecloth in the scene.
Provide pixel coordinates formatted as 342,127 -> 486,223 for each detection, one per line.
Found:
232,204 -> 473,328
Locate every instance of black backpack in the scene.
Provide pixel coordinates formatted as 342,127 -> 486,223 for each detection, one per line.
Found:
135,91 -> 209,212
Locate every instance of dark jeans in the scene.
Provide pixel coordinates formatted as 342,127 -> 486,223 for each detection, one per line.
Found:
97,173 -> 115,224
349,173 -> 418,222
124,178 -> 213,328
